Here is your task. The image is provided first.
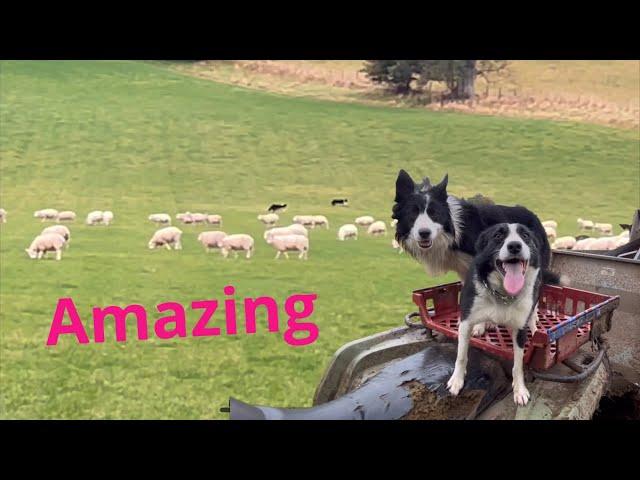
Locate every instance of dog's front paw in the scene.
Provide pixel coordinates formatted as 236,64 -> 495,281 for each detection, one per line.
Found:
447,373 -> 465,396
472,323 -> 486,337
513,385 -> 530,406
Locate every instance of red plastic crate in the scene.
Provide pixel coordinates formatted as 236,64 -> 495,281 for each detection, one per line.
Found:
412,281 -> 620,370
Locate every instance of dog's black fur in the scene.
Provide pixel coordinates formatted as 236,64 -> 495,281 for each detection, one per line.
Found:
392,170 -> 560,285
268,203 -> 287,213
331,198 -> 349,206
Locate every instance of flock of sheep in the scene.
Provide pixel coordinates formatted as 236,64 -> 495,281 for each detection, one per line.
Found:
543,219 -> 630,251
1,207 -> 397,261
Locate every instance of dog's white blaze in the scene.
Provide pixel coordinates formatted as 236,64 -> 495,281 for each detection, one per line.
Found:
499,223 -> 531,261
409,196 -> 444,242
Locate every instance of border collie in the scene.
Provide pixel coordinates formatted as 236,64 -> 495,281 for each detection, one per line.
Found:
268,203 -> 287,213
447,223 -> 549,406
331,198 -> 349,206
392,170 -> 560,285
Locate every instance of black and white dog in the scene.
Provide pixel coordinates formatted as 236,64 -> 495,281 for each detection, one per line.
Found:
447,223 -> 548,406
392,170 -> 560,285
331,198 -> 349,207
268,203 -> 287,213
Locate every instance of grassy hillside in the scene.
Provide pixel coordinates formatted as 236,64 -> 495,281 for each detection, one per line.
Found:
0,61 -> 638,419
171,60 -> 640,129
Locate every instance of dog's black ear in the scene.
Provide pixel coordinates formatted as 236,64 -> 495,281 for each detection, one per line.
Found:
475,227 -> 492,253
431,173 -> 449,199
395,169 -> 415,202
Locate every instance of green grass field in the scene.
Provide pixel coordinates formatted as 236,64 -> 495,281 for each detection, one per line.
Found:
0,61 -> 638,419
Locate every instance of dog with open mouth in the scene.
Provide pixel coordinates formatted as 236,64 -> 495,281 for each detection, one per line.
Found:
446,222 -> 556,406
392,170 -> 560,286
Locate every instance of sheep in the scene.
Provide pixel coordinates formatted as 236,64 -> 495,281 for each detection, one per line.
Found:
25,233 -> 66,260
337,224 -> 358,241
551,236 -> 576,250
57,211 -> 76,222
86,210 -> 104,225
34,209 -> 59,222
355,216 -> 375,227
619,230 -> 630,239
102,211 -> 114,226
206,214 -> 222,226
312,215 -> 329,229
220,234 -> 254,259
392,238 -> 404,253
594,223 -> 613,235
577,218 -> 594,230
292,215 -> 315,227
264,225 -> 308,243
285,224 -> 308,237
542,220 -> 557,229
391,219 -> 398,228
544,226 -> 557,242
269,234 -> 309,260
148,213 -> 172,225
190,213 -> 207,224
574,237 -> 597,250
197,231 -> 228,252
586,236 -> 618,251
257,213 -> 279,227
367,221 -> 387,236
42,225 -> 71,249
0,208 -> 6,223
176,212 -> 194,224
614,236 -> 629,249
148,226 -> 183,250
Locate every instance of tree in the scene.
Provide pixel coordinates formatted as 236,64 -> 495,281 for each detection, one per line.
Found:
363,60 -> 509,100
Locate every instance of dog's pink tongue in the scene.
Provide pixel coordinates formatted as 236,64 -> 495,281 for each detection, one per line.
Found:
503,262 -> 525,295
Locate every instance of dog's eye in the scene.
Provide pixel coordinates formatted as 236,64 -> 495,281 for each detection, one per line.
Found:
521,231 -> 529,239
494,231 -> 503,240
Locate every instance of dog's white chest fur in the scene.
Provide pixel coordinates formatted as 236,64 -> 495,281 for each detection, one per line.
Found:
470,267 -> 539,330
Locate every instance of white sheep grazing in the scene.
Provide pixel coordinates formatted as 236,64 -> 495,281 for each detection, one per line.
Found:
34,209 -> 59,222
391,219 -> 398,228
197,231 -> 228,252
292,215 -> 315,227
42,225 -> 71,249
551,236 -> 576,250
355,216 -> 375,227
594,223 -> 613,235
337,224 -> 358,241
542,220 -> 557,229
25,233 -> 66,260
392,238 -> 404,253
148,213 -> 171,225
367,221 -> 387,236
270,234 -> 309,260
190,213 -> 207,224
102,211 -> 114,225
574,237 -> 597,250
577,218 -> 594,230
258,213 -> 279,227
220,234 -> 254,259
148,226 -> 183,250
176,212 -> 194,224
86,210 -> 104,225
57,211 -> 76,222
264,226 -> 308,243
286,223 -> 308,237
0,208 -> 6,223
544,226 -> 557,242
587,236 -> 618,251
206,214 -> 222,225
312,215 -> 329,229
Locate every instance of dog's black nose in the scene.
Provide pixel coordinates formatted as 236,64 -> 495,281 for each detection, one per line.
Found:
418,229 -> 431,239
507,241 -> 522,254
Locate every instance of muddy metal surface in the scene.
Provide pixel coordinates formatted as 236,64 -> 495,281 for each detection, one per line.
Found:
551,250 -> 640,393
